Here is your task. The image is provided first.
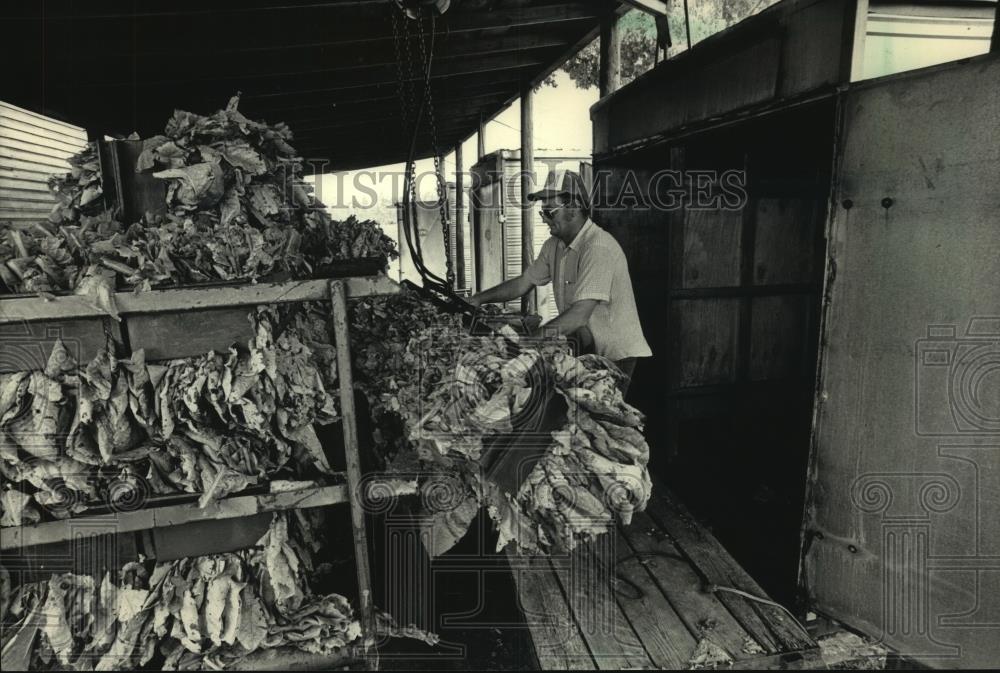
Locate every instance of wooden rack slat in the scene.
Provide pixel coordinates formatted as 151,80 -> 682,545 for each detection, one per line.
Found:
0,483 -> 348,550
0,273 -> 399,324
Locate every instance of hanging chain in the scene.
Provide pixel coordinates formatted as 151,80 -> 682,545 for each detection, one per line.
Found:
399,12 -> 422,212
414,13 -> 455,289
391,4 -> 422,271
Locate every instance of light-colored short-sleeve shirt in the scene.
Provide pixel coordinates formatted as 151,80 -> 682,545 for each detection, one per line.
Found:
523,219 -> 652,361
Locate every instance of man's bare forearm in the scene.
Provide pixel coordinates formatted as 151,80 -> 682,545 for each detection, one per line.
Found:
532,299 -> 598,337
470,277 -> 529,306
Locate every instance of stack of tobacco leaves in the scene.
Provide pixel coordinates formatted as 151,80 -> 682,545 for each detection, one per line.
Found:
276,291 -> 653,556
396,339 -> 653,556
0,514 -> 436,670
0,308 -> 337,524
1,94 -> 396,294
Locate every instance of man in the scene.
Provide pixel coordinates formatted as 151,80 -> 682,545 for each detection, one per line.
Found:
469,169 -> 651,395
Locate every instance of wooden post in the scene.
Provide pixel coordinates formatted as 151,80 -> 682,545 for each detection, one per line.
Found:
520,86 -> 536,315
477,113 -> 486,159
436,152 -> 451,286
992,6 -> 999,53
599,9 -> 622,97
329,280 -> 376,656
682,0 -> 692,50
455,143 -> 466,291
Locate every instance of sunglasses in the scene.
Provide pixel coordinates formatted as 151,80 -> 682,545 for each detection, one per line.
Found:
539,204 -> 567,219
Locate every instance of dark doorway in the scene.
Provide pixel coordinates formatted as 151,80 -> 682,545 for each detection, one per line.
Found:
595,99 -> 837,607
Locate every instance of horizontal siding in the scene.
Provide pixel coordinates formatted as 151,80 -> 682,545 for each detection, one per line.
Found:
0,136 -> 80,162
0,176 -> 51,193
0,115 -> 87,145
0,101 -> 87,227
0,146 -> 77,171
0,188 -> 59,204
0,101 -> 87,141
1,164 -> 61,181
0,125 -> 86,155
0,210 -> 53,222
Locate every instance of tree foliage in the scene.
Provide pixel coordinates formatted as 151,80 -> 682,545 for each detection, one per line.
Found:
552,0 -> 779,91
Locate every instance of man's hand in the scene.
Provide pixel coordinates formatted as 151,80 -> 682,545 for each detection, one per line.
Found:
540,299 -> 599,338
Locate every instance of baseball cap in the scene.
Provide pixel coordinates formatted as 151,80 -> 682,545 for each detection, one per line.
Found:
527,169 -> 590,208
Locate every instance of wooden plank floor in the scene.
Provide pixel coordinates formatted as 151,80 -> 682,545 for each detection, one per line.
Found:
508,480 -> 821,670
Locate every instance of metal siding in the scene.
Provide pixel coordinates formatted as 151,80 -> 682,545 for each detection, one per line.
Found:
503,158 -> 523,282
803,55 -> 1000,669
0,101 -> 87,226
473,181 -> 506,292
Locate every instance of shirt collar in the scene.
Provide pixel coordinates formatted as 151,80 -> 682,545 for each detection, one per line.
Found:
566,219 -> 595,251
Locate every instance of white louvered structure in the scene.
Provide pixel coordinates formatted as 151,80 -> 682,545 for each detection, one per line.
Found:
0,101 -> 88,227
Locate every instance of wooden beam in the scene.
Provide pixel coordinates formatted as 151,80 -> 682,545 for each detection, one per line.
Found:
0,484 -> 348,551
0,275 -> 399,324
599,8 -> 622,97
251,74 -> 528,115
68,34 -> 570,89
289,93 -> 511,134
11,3 -> 601,59
329,279 -> 377,649
295,116 -> 487,157
11,1 -> 599,30
683,0 -> 693,50
3,1 -> 390,21
455,142 -> 466,291
520,84 -> 536,316
437,151 -> 452,288
478,112 -> 486,159
76,51 -> 555,97
245,56 -> 550,101
621,0 -> 669,15
992,3 -> 999,52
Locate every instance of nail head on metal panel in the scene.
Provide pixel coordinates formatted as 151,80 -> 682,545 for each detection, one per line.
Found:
881,197 -> 894,208
842,199 -> 853,209
848,544 -> 858,553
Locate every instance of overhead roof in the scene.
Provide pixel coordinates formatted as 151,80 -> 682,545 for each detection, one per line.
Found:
2,0 -> 614,170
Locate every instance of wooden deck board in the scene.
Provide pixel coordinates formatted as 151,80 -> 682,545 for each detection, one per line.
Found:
643,480 -> 816,654
619,509 -> 760,661
508,553 -> 595,669
607,527 -> 698,669
508,484 -> 818,670
548,542 -> 652,670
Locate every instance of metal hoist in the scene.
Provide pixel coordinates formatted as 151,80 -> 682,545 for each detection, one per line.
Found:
388,0 -> 465,310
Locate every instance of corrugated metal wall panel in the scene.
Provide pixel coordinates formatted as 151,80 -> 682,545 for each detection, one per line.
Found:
503,159 -> 523,281
0,101 -> 88,227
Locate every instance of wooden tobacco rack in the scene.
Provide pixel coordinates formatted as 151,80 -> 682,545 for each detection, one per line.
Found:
0,273 -> 402,669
